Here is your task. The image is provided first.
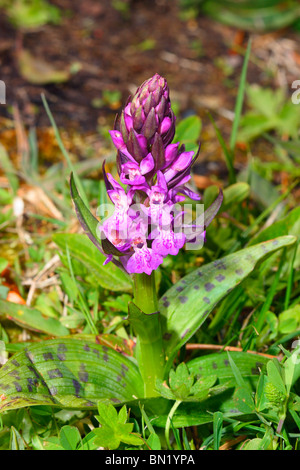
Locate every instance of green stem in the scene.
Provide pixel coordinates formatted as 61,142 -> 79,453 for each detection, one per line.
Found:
165,400 -> 182,449
132,272 -> 165,398
133,272 -> 158,314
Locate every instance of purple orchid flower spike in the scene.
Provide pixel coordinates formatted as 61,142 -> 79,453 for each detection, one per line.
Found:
81,74 -> 223,275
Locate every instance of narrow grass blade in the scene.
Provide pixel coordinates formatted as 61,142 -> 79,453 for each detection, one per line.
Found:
229,39 -> 252,155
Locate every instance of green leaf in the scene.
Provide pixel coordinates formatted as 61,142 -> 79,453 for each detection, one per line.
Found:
266,360 -> 286,396
93,403 -> 144,450
142,351 -> 269,428
147,432 -> 161,450
248,206 -> 300,247
160,236 -> 296,360
187,351 -> 268,388
0,257 -> 9,273
42,436 -> 64,450
69,172 -> 101,251
169,363 -> 194,399
284,343 -> 300,395
10,426 -> 25,450
0,299 -> 69,336
222,182 -> 250,212
229,38 -> 251,154
59,425 -> 81,450
213,411 -> 223,450
158,362 -> 219,402
53,233 -> 132,292
221,353 -> 255,414
173,115 -> 202,152
0,337 -> 144,413
242,438 -> 264,450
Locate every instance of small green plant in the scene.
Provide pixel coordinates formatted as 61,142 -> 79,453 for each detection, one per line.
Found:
237,85 -> 300,143
93,403 -> 144,449
179,0 -> 300,32
0,0 -> 61,29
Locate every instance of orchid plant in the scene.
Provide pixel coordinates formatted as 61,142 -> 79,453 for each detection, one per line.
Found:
0,74 -> 296,446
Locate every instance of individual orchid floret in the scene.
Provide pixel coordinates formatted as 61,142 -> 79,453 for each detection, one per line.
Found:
152,228 -> 186,257
119,153 -> 155,186
125,241 -> 164,275
121,220 -> 164,275
163,149 -> 195,183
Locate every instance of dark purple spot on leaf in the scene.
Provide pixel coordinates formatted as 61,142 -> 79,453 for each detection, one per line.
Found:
163,332 -> 172,341
83,344 -> 90,352
181,328 -> 190,339
57,344 -> 67,361
27,377 -> 38,392
73,379 -> 81,397
92,348 -> 100,358
0,383 -> 10,391
215,274 -> 225,282
78,364 -> 89,383
205,282 -> 215,292
111,398 -> 121,403
11,359 -> 20,367
43,352 -> 54,361
194,285 -> 200,290
179,296 -> 188,304
235,268 -> 243,275
203,297 -> 210,304
214,260 -> 226,270
48,368 -> 63,379
9,370 -> 20,379
121,364 -> 129,377
13,382 -> 22,392
25,350 -> 35,363
224,359 -> 229,366
103,354 -> 109,362
163,300 -> 170,308
176,286 -> 184,292
212,362 -> 218,369
27,365 -> 40,379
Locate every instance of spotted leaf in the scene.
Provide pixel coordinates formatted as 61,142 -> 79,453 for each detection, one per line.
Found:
0,338 -> 144,413
159,235 -> 296,363
53,233 -> 132,292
